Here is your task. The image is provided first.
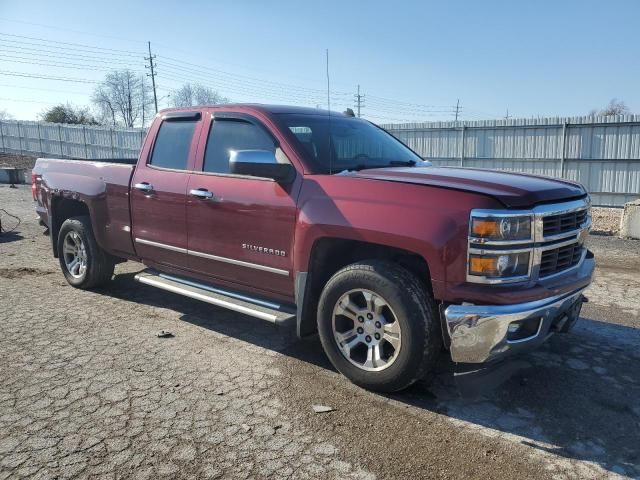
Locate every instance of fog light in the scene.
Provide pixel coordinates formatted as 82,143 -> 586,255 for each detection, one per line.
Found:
506,317 -> 542,341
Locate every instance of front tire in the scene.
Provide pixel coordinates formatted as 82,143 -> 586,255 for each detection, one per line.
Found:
317,260 -> 442,392
57,216 -> 115,289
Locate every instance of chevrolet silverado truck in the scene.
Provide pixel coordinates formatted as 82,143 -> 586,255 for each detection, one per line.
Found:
32,105 -> 594,392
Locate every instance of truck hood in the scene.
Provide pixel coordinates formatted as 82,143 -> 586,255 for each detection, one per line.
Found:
351,166 -> 586,208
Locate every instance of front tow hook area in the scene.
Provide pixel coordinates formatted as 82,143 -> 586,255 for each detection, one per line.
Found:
450,293 -> 589,398
553,294 -> 587,334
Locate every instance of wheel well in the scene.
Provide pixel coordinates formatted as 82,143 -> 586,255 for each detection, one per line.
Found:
50,197 -> 89,257
297,238 -> 433,337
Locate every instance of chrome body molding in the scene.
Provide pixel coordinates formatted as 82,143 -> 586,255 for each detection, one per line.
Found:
134,238 -> 289,276
445,255 -> 594,363
135,237 -> 187,254
188,249 -> 289,276
466,197 -> 592,285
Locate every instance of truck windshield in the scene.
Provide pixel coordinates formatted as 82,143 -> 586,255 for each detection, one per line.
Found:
276,114 -> 422,174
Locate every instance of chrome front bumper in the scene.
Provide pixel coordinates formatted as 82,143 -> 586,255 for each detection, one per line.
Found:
444,265 -> 592,364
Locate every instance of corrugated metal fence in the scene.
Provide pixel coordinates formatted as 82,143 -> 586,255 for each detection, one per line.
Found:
383,115 -> 640,207
2,116 -> 639,207
0,120 -> 144,160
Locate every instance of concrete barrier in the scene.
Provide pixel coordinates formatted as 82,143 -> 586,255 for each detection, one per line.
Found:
0,167 -> 26,184
619,199 -> 640,239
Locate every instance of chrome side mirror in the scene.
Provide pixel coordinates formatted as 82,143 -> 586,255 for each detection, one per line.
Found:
229,150 -> 295,183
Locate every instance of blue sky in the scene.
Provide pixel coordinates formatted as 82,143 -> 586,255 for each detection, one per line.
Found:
0,0 -> 638,123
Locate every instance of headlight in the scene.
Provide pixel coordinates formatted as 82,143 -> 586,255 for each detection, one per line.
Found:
469,252 -> 530,278
470,216 -> 532,241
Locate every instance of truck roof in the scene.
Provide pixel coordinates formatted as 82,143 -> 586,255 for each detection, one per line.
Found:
158,104 -> 347,117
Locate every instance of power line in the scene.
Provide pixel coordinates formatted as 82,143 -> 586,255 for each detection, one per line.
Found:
0,83 -> 92,95
0,17 -> 148,46
0,54 -> 138,72
455,99 -> 460,121
1,16 -> 354,91
0,71 -> 99,84
0,44 -> 140,65
0,30 -> 491,121
0,31 -> 144,56
158,54 -> 352,96
157,67 -> 339,104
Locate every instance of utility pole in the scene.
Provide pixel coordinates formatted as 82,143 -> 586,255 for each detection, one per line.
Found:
325,49 -> 330,113
354,85 -> 365,117
455,98 -> 460,121
504,109 -> 511,121
145,41 -> 158,113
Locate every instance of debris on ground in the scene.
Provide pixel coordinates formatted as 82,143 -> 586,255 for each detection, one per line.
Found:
156,329 -> 174,338
312,405 -> 335,414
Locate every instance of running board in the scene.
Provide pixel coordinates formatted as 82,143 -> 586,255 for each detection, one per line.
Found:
134,270 -> 296,325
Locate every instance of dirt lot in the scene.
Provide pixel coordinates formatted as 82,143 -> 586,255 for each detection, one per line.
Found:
0,184 -> 639,479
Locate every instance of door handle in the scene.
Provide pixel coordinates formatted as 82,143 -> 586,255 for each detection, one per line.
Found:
134,182 -> 154,193
190,188 -> 214,199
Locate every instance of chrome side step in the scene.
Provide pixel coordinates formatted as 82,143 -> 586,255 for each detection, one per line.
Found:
134,270 -> 296,325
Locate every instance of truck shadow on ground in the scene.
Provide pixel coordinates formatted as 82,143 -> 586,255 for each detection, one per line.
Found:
101,271 -> 640,478
0,231 -> 24,243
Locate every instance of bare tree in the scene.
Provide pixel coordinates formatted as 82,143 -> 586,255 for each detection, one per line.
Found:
589,98 -> 631,117
170,83 -> 228,107
0,109 -> 13,121
91,70 -> 153,127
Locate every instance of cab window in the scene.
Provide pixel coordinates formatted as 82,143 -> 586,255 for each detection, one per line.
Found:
149,120 -> 197,170
204,119 -> 275,174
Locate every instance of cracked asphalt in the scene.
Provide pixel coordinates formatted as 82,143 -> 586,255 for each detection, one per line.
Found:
1,184 -> 639,479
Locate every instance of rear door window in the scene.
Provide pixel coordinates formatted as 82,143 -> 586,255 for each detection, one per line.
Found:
149,120 -> 197,170
204,119 -> 275,174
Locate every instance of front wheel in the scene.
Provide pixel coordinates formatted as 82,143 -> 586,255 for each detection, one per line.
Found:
317,260 -> 442,392
57,216 -> 115,289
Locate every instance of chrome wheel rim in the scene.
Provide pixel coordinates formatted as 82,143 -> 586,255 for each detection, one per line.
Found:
332,289 -> 402,372
62,231 -> 87,279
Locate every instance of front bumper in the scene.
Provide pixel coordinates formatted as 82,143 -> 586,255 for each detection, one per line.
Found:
444,256 -> 593,364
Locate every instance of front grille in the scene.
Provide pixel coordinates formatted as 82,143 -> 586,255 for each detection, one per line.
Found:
539,242 -> 583,277
543,209 -> 588,237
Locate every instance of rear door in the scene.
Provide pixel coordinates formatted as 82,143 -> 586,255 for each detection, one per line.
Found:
131,112 -> 202,269
185,112 -> 300,298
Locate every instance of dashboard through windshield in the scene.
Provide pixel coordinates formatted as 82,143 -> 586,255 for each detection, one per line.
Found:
276,113 -> 422,174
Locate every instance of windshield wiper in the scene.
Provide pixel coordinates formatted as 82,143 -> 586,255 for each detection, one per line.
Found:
388,160 -> 416,167
342,160 -> 417,172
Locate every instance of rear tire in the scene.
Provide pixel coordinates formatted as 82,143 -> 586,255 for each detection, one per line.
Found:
317,260 -> 442,392
57,216 -> 115,289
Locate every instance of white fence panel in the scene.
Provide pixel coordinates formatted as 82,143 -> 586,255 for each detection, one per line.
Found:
0,120 -> 145,160
385,115 -> 640,206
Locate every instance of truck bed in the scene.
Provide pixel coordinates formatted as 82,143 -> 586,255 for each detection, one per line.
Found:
33,157 -> 137,258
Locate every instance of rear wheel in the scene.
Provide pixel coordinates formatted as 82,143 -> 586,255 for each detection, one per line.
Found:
57,216 -> 115,289
317,260 -> 441,392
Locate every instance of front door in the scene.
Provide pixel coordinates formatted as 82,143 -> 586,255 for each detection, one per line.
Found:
185,113 -> 300,298
131,112 -> 202,269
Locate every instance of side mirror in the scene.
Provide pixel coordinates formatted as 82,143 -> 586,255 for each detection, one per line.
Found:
229,150 -> 295,183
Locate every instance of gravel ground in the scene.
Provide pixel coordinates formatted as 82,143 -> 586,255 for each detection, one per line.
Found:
591,207 -> 622,235
1,185 -> 639,479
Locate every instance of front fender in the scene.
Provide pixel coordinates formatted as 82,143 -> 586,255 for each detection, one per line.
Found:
293,176 -> 500,290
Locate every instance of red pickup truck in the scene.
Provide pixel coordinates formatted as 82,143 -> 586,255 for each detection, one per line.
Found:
33,105 -> 594,392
